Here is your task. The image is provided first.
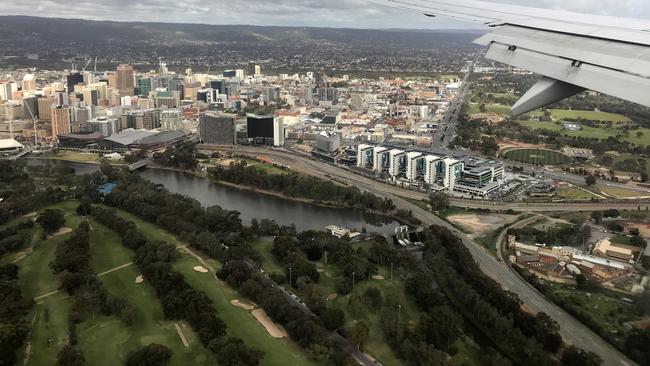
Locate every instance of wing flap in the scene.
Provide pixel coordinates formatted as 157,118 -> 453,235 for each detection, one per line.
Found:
478,25 -> 650,78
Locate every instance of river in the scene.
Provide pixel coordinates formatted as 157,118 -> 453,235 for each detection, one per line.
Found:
27,159 -> 399,234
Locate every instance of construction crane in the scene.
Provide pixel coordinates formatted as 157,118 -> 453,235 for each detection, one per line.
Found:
81,57 -> 93,72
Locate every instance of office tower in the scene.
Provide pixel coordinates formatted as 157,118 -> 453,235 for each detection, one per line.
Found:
37,97 -> 54,121
317,88 -> 338,104
116,64 -> 135,96
199,112 -> 236,145
82,89 -> 99,106
223,70 -> 237,78
246,115 -> 283,146
54,92 -> 69,108
51,105 -> 71,137
208,80 -> 226,94
22,74 -> 36,92
0,82 -> 18,102
247,61 -> 257,76
160,110 -> 183,131
183,82 -> 201,101
88,117 -> 119,137
265,87 -> 280,103
66,72 -> 84,93
137,77 -> 159,97
142,109 -> 161,130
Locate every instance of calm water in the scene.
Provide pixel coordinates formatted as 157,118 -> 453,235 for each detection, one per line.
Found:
27,159 -> 398,234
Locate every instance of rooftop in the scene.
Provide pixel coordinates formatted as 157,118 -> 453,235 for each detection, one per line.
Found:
103,129 -> 157,146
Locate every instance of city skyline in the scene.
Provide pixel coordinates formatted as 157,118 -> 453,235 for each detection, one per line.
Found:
1,0 -> 649,29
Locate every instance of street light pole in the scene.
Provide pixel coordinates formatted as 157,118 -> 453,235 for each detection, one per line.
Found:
398,304 -> 401,323
289,267 -> 292,287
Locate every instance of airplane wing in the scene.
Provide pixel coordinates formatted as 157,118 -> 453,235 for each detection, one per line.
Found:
372,0 -> 650,115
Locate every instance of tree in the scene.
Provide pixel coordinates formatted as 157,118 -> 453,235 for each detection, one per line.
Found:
126,343 -> 173,366
429,192 -> 449,212
212,337 -> 264,366
56,345 -> 86,366
561,345 -> 602,366
630,235 -> 648,248
590,211 -> 603,225
320,307 -> 345,331
99,159 -> 115,179
585,175 -> 597,186
418,306 -> 463,352
76,199 -> 92,216
37,209 -> 65,234
347,321 -> 369,350
362,287 -> 383,310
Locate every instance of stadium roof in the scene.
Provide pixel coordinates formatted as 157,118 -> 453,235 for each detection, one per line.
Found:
103,129 -> 157,146
58,132 -> 104,141
0,139 -> 24,150
137,130 -> 187,145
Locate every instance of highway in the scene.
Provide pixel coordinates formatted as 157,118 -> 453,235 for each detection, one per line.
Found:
206,145 -> 637,365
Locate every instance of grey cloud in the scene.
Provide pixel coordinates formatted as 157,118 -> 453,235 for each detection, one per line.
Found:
1,0 -> 649,28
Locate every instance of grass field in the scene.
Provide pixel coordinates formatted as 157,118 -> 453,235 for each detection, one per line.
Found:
516,119 -> 650,146
548,109 -> 631,123
557,187 -> 601,200
597,185 -> 650,199
41,151 -> 101,163
83,218 -> 216,365
502,148 -> 571,165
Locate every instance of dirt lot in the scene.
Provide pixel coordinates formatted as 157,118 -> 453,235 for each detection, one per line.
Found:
447,213 -> 519,238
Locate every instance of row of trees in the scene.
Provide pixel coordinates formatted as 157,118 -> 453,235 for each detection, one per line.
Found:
51,222 -> 136,352
421,225 -> 584,365
0,264 -> 33,365
0,220 -> 34,257
91,206 -> 264,366
209,160 -> 395,212
216,259 -> 354,365
153,142 -> 198,170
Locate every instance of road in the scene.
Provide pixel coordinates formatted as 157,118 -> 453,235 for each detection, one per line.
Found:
181,243 -> 377,366
205,145 -> 636,365
432,63 -> 473,150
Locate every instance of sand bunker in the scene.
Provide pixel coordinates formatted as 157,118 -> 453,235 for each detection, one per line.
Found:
252,309 -> 287,338
231,299 -> 255,310
327,293 -> 338,300
371,274 -> 385,280
135,275 -> 144,284
48,227 -> 72,238
193,266 -> 209,273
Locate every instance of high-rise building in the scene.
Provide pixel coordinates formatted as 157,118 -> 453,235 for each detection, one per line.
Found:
199,112 -> 237,145
37,97 -> 54,121
142,109 -> 161,130
66,72 -> 84,93
160,110 -> 183,131
317,88 -> 338,105
82,89 -> 99,106
116,64 -> 135,96
246,115 -> 283,146
0,82 -> 18,102
88,117 -> 119,137
22,74 -> 36,92
51,106 -> 71,137
208,80 -> 226,94
247,61 -> 257,76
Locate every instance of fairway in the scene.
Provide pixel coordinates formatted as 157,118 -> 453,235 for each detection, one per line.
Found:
502,148 -> 571,165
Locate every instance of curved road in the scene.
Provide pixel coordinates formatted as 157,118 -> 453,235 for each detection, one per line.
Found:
205,146 -> 636,366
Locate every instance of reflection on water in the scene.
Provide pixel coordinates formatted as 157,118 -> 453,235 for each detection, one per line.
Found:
26,159 -> 398,234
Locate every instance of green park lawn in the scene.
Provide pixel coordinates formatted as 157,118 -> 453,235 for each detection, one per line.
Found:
516,119 -> 650,146
596,185 -> 650,199
547,109 -> 631,123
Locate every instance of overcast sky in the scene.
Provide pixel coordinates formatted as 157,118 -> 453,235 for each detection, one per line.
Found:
1,0 -> 649,29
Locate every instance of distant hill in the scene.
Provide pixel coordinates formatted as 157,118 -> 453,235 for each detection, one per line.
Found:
0,16 -> 484,50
